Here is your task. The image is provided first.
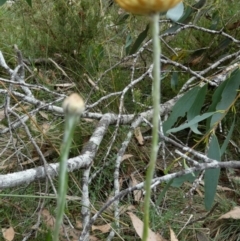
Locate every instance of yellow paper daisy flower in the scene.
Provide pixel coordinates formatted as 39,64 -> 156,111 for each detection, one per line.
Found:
115,0 -> 182,14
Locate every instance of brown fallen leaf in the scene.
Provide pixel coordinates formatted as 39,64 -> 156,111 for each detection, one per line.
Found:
29,115 -> 39,132
134,127 -> 144,145
89,236 -> 99,241
2,227 -> 15,241
39,111 -> 49,120
0,110 -> 5,120
119,204 -> 136,215
41,122 -> 50,135
218,206 -> 240,220
196,231 -> 210,241
41,209 -> 80,241
121,154 -> 134,162
127,212 -> 167,241
92,223 -> 111,233
130,175 -> 143,202
41,208 -> 55,228
170,227 -> 178,241
0,148 -> 55,171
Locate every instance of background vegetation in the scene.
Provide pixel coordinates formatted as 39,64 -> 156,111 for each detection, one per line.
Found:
0,0 -> 240,240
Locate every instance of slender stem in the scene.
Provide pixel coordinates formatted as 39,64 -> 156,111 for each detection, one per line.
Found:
53,115 -> 78,241
142,13 -> 161,241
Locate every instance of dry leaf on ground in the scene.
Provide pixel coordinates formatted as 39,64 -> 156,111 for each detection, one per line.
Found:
218,206 -> 240,220
127,212 -> 167,241
121,154 -> 134,162
92,223 -> 111,233
39,111 -> 49,120
2,227 -> 15,241
195,231 -> 210,241
41,208 -> 55,228
29,115 -> 39,132
0,110 -> 5,120
130,175 -> 143,202
170,228 -> 178,241
41,209 -> 83,241
119,204 -> 136,215
134,127 -> 144,145
41,122 -> 50,134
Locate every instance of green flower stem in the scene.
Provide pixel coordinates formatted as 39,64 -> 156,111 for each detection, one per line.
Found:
142,12 -> 161,241
53,115 -> 79,241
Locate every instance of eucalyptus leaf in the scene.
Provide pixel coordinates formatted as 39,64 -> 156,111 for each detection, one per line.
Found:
204,135 -> 221,211
220,117 -> 235,156
189,124 -> 202,135
210,69 -> 240,128
125,34 -> 132,55
194,0 -> 206,8
187,84 -> 207,134
166,2 -> 184,22
163,86 -> 200,134
0,0 -> 7,6
167,112 -> 215,134
163,6 -> 192,34
156,180 -> 173,206
163,0 -> 206,34
116,13 -> 129,25
171,172 -> 199,188
129,24 -> 149,55
171,72 -> 178,90
206,77 -> 229,129
25,0 -> 32,7
210,11 -> 220,30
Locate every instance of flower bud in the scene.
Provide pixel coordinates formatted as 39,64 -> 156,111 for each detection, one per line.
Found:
115,0 -> 182,15
62,93 -> 85,116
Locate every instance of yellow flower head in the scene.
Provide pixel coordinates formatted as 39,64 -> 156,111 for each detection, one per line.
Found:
115,0 -> 182,14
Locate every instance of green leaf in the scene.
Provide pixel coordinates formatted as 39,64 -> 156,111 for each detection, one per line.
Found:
171,72 -> 178,90
156,180 -> 173,206
187,84 -> 207,120
211,38 -> 232,57
206,77 -> 229,129
171,172 -> 199,188
187,84 -> 207,134
167,112 -> 215,134
163,6 -> 192,34
166,2 -> 184,22
163,0 -> 206,34
0,0 -> 7,6
204,135 -> 221,211
116,13 -> 129,25
129,24 -> 149,55
220,117 -> 235,156
125,34 -> 132,55
210,69 -> 240,128
25,0 -> 32,7
87,44 -> 104,71
193,0 -> 206,9
163,86 -> 200,134
210,11 -> 220,30
46,229 -> 53,241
